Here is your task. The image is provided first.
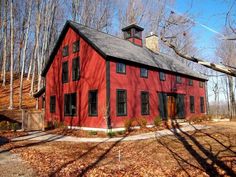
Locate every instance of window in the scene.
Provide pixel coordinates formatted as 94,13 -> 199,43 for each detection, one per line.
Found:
73,40 -> 80,53
62,45 -> 69,57
200,97 -> 205,113
117,90 -> 127,116
72,57 -> 80,81
134,30 -> 141,38
125,31 -> 131,39
190,96 -> 195,113
88,90 -> 98,116
140,68 -> 148,78
64,93 -> 77,116
199,81 -> 204,88
159,71 -> 166,81
176,75 -> 182,83
141,92 -> 149,115
189,79 -> 193,86
158,92 -> 167,120
50,96 -> 56,113
62,61 -> 68,83
116,63 -> 126,74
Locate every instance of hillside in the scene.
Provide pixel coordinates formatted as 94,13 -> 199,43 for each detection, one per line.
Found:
0,73 -> 37,110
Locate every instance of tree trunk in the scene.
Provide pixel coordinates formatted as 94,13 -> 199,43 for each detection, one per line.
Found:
8,0 -> 14,109
19,0 -> 32,108
1,0 -> 7,86
228,75 -> 236,120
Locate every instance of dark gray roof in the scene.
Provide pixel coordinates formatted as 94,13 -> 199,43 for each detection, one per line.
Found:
42,20 -> 207,80
69,21 -> 207,80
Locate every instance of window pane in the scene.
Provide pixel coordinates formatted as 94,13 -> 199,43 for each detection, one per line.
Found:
141,92 -> 149,115
72,57 -> 80,81
64,93 -> 76,116
89,90 -> 98,116
160,72 -> 165,81
140,68 -> 148,78
116,63 -> 126,73
62,61 -> 68,83
117,90 -> 127,115
62,45 -> 69,57
200,97 -> 204,113
189,79 -> 193,86
50,96 -> 56,113
190,96 -> 195,113
176,76 -> 181,83
73,40 -> 80,53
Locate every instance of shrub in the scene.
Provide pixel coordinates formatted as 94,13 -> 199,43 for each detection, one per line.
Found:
47,121 -> 54,129
117,130 -> 125,135
10,123 -> 20,131
154,116 -> 162,127
0,121 -> 9,130
136,117 -> 147,128
107,131 -> 116,138
89,130 -> 97,136
124,119 -> 132,131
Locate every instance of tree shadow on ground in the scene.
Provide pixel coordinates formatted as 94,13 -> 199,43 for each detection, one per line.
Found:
49,132 -> 130,177
156,120 -> 236,176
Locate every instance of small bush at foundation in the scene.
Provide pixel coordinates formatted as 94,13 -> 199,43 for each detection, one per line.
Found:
117,130 -> 125,135
0,121 -> 10,130
107,131 -> 116,138
154,116 -> 162,127
124,119 -> 132,131
136,117 -> 147,128
89,131 -> 97,135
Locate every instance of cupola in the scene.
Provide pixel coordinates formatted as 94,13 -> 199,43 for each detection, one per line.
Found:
122,24 -> 144,47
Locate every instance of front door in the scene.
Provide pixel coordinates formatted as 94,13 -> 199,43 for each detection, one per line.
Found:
167,96 -> 176,118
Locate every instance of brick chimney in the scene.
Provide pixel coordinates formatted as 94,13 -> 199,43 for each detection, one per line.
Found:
122,24 -> 144,47
145,32 -> 159,53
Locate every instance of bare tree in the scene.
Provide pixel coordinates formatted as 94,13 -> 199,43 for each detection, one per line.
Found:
1,0 -> 7,86
8,0 -> 14,109
19,0 -> 32,108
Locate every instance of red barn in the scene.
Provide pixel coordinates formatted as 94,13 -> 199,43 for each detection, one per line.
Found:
40,21 -> 207,130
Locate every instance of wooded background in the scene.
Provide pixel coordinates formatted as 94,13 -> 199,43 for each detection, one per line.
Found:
0,0 -> 235,118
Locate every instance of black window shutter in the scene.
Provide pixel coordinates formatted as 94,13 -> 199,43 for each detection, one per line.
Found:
158,93 -> 167,120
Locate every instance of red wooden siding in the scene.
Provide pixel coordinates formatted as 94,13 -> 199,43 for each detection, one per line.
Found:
109,61 -> 206,128
45,27 -> 107,128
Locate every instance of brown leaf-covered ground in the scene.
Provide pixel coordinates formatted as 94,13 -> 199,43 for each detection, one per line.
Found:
1,121 -> 236,177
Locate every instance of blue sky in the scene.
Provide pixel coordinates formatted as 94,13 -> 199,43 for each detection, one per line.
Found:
174,0 -> 235,60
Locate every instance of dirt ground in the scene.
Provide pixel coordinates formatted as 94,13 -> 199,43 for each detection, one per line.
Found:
1,121 -> 236,177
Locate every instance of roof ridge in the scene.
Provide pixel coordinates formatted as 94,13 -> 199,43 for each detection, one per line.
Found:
68,20 -> 144,48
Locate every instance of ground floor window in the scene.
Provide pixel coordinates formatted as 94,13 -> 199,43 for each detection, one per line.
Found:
117,89 -> 127,116
176,94 -> 185,118
200,97 -> 205,113
141,91 -> 149,115
50,96 -> 56,113
64,93 -> 77,116
88,90 -> 98,116
158,92 -> 167,120
190,96 -> 195,113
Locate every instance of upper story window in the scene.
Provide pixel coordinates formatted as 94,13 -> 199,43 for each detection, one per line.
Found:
140,68 -> 148,78
189,79 -> 193,86
176,75 -> 182,83
64,93 -> 77,116
72,57 -> 80,81
62,61 -> 68,83
116,63 -> 126,74
159,71 -> 166,81
141,91 -> 149,115
88,90 -> 98,116
190,96 -> 195,113
73,40 -> 80,53
50,96 -> 56,113
62,45 -> 69,57
117,89 -> 127,116
199,81 -> 204,88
